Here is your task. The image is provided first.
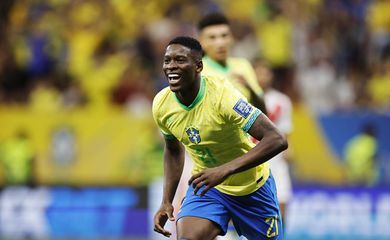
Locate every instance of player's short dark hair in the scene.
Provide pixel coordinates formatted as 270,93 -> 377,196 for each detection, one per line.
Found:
198,12 -> 230,31
167,36 -> 203,58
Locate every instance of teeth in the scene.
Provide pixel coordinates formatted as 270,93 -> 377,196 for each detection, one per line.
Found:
168,73 -> 180,78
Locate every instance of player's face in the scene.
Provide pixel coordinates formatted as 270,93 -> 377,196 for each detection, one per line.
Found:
199,24 -> 233,62
163,44 -> 202,92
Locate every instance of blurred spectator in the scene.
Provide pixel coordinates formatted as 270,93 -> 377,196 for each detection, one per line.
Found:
65,1 -> 106,76
51,71 -> 88,109
0,130 -> 35,186
344,124 -> 378,186
296,35 -> 340,113
25,5 -> 56,77
230,19 -> 260,61
77,37 -> 129,111
111,63 -> 153,117
29,75 -> 61,112
366,0 -> 390,66
254,1 -> 294,94
134,29 -> 157,70
0,46 -> 30,104
367,51 -> 390,109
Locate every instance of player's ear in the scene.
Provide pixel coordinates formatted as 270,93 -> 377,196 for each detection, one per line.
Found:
196,60 -> 203,73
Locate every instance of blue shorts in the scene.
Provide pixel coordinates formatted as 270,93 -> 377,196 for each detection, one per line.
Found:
177,173 -> 283,239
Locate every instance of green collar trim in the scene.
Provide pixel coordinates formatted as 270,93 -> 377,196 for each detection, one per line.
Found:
174,76 -> 206,111
203,56 -> 230,73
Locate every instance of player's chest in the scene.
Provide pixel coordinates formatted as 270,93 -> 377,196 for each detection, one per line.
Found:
164,109 -> 225,146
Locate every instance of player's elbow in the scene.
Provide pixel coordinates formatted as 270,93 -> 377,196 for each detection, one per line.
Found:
280,135 -> 289,151
273,132 -> 288,153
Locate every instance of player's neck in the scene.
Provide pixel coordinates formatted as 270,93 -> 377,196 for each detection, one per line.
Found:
216,59 -> 227,67
175,79 -> 201,107
214,58 -> 227,67
206,55 -> 227,68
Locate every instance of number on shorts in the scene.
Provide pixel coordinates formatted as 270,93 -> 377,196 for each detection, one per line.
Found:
265,216 -> 279,238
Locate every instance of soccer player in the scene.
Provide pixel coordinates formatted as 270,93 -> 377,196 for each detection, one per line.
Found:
253,59 -> 294,228
344,124 -> 378,186
198,12 -> 267,114
152,36 -> 287,239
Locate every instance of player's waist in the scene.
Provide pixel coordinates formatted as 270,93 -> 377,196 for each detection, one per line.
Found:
215,163 -> 270,196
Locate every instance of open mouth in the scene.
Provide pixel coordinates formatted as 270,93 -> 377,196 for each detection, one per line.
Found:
168,73 -> 181,84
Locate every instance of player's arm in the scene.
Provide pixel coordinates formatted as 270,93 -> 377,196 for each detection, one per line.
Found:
153,137 -> 185,237
247,86 -> 267,115
227,113 -> 288,172
230,72 -> 267,114
190,114 -> 287,196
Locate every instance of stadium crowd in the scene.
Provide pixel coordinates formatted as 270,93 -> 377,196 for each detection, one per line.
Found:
0,0 -> 389,114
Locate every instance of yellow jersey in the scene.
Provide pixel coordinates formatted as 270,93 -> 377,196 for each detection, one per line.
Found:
152,75 -> 269,196
202,56 -> 263,101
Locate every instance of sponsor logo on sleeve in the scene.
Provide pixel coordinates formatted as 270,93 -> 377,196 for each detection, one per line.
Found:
233,99 -> 253,118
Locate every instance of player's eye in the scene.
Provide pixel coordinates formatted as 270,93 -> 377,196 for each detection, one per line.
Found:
176,57 -> 186,63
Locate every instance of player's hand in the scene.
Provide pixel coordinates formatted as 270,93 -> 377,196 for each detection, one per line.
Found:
153,203 -> 175,237
188,166 -> 229,197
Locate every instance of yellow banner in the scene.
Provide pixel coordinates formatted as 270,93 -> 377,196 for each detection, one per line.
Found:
0,106 -> 163,186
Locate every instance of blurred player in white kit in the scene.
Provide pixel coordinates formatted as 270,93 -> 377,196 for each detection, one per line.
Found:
253,59 -> 293,227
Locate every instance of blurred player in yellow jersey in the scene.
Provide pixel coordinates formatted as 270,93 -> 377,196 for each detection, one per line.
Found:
197,13 -> 267,239
198,12 -> 267,114
152,36 -> 287,240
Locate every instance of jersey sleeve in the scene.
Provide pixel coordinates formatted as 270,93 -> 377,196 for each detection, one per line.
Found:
152,93 -> 176,140
219,81 -> 263,132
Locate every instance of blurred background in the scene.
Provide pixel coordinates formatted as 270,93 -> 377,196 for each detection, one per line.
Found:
0,0 -> 389,239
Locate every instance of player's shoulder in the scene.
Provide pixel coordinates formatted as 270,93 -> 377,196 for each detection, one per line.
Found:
267,89 -> 292,104
205,75 -> 247,105
270,89 -> 290,99
228,57 -> 252,67
203,75 -> 234,91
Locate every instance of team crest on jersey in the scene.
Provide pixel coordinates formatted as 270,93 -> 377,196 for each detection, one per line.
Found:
186,127 -> 201,144
233,99 -> 253,118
